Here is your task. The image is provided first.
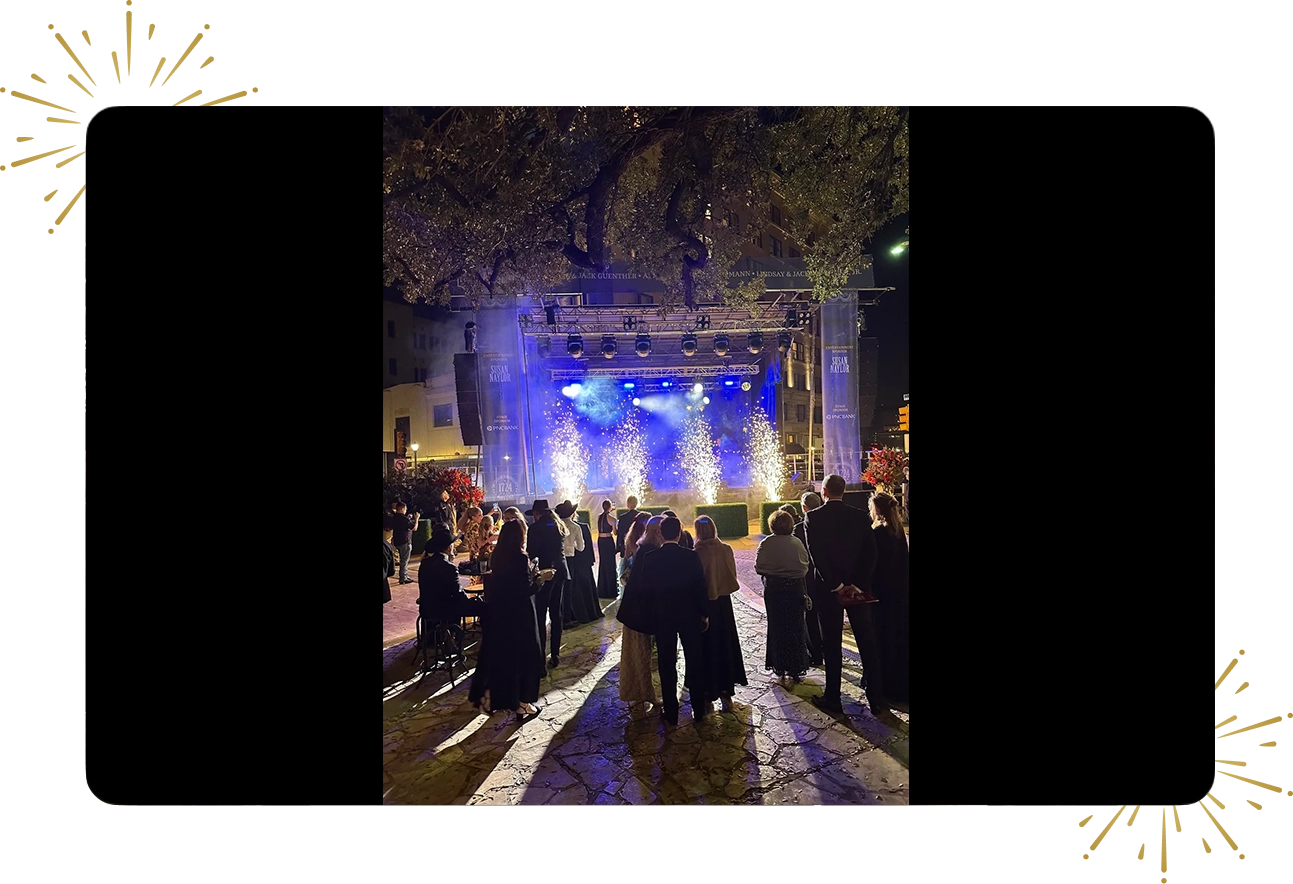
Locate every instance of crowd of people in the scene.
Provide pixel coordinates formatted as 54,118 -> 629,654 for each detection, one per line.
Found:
384,477 -> 909,724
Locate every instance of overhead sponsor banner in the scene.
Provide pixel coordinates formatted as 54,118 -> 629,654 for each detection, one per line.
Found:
476,300 -> 532,504
820,292 -> 861,483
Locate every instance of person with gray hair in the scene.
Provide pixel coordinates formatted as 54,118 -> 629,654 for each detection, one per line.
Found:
794,491 -> 826,667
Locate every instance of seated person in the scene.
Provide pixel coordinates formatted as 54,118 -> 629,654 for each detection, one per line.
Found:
418,525 -> 488,622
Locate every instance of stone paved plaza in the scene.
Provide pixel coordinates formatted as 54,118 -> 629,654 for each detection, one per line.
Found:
382,533 -> 909,805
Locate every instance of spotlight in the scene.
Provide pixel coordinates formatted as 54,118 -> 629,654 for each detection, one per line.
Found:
562,385 -> 578,399
537,335 -> 551,358
570,383 -> 582,395
681,333 -> 698,356
747,332 -> 763,354
713,334 -> 730,357
695,314 -> 711,330
623,382 -> 635,390
661,381 -> 672,388
741,381 -> 752,391
567,334 -> 584,358
785,308 -> 800,327
777,330 -> 793,354
724,380 -> 734,387
601,335 -> 618,359
703,396 -> 710,405
693,383 -> 704,394
635,333 -> 652,357
632,398 -> 641,406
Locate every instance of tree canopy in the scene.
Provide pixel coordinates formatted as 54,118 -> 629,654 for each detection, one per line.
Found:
383,106 -> 908,311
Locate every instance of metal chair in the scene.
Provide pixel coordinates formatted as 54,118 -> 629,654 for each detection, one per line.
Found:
415,613 -> 468,684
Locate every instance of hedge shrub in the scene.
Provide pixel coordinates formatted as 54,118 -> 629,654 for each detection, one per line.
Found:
410,518 -> 433,556
576,509 -> 592,527
759,500 -> 803,535
694,503 -> 750,539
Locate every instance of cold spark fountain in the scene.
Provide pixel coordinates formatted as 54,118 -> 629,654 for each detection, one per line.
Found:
679,413 -> 721,505
746,405 -> 787,501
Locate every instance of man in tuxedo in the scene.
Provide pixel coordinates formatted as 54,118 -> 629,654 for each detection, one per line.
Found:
636,516 -> 710,725
615,495 -> 641,559
793,490 -> 825,668
803,474 -> 886,715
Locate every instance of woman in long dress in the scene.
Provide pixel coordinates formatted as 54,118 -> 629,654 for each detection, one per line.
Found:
595,500 -> 619,598
755,510 -> 811,683
572,516 -> 602,618
616,516 -> 663,718
869,491 -> 910,705
468,519 -> 548,720
555,501 -> 598,626
693,516 -> 747,712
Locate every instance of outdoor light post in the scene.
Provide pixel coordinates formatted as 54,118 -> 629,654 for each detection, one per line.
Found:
410,442 -> 419,470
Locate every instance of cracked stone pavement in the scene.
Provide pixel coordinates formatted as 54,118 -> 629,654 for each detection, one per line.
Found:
382,534 -> 909,805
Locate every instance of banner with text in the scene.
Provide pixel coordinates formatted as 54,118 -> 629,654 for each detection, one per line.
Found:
820,292 -> 861,483
477,301 -> 532,504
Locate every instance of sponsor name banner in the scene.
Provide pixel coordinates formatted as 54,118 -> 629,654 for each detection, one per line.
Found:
820,292 -> 861,483
476,303 -> 531,503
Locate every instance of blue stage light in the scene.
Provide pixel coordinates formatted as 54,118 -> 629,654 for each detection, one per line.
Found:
632,398 -> 641,406
661,381 -> 671,388
724,380 -> 734,387
624,382 -> 635,390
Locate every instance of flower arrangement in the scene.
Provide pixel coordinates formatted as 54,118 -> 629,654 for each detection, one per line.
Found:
383,464 -> 485,514
861,447 -> 908,492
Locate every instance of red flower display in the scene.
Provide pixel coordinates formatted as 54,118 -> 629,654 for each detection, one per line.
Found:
861,447 -> 908,490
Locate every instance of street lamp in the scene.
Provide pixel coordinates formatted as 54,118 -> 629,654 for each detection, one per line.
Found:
410,442 -> 419,470
890,226 -> 910,256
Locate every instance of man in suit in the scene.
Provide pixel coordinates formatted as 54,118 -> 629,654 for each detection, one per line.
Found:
418,525 -> 487,622
525,500 -> 568,669
804,474 -> 886,715
636,516 -> 710,725
615,495 -> 641,559
793,491 -> 825,668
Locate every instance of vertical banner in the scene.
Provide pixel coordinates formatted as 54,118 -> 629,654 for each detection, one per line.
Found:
475,300 -> 532,505
820,291 -> 861,483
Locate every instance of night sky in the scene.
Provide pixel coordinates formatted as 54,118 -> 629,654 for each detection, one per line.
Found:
865,212 -> 911,419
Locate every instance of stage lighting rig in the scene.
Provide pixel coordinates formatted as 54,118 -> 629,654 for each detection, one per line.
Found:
713,334 -> 730,357
747,332 -> 764,355
741,381 -> 752,391
602,335 -> 618,359
545,303 -> 558,326
695,314 -> 711,330
785,308 -> 800,327
635,333 -> 652,357
567,334 -> 584,358
537,336 -> 551,358
777,330 -> 793,354
623,316 -> 637,331
681,333 -> 698,356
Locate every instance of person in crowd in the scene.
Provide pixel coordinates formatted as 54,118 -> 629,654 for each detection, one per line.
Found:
468,519 -> 548,721
869,491 -> 910,706
571,507 -> 602,619
595,499 -> 619,599
554,501 -> 598,626
804,474 -> 886,716
619,511 -> 652,590
901,466 -> 910,526
660,510 -> 694,549
418,525 -> 488,622
615,495 -> 642,560
616,516 -> 664,718
384,502 -> 421,585
455,506 -> 486,572
755,510 -> 811,683
429,490 -> 456,534
525,500 -> 569,670
383,533 -> 395,604
636,516 -> 710,725
793,491 -> 826,668
692,516 -> 746,712
502,506 -> 523,523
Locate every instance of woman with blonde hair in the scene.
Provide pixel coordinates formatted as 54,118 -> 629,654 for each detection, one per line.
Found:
693,516 -> 747,712
616,515 -> 664,717
869,491 -> 909,705
755,509 -> 811,683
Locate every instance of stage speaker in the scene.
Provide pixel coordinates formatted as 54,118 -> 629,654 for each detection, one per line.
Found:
453,353 -> 483,446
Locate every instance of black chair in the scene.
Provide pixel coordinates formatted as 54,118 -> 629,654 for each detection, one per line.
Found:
415,613 -> 468,683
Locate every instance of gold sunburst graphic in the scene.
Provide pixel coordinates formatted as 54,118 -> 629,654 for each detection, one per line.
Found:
1070,646 -> 1293,873
2,2 -> 258,234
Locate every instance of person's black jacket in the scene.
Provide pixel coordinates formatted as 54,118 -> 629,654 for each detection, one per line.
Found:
803,499 -> 877,595
526,511 -> 567,571
617,541 -> 659,633
615,508 -> 640,555
791,519 -> 822,595
638,542 -> 709,634
418,552 -> 469,619
383,540 -> 395,604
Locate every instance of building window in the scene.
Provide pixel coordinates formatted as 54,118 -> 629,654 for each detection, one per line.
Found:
725,209 -> 739,232
813,406 -> 823,424
789,246 -> 800,259
387,320 -> 396,338
787,434 -> 795,445
389,358 -> 398,376
434,404 -> 454,427
796,404 -> 807,423
796,372 -> 806,389
770,237 -> 782,258
753,231 -> 763,248
770,205 -> 781,227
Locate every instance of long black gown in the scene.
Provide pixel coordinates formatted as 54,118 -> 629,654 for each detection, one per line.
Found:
573,521 -> 603,618
468,550 -> 545,713
596,511 -> 619,598
871,526 -> 910,703
562,518 -> 601,625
